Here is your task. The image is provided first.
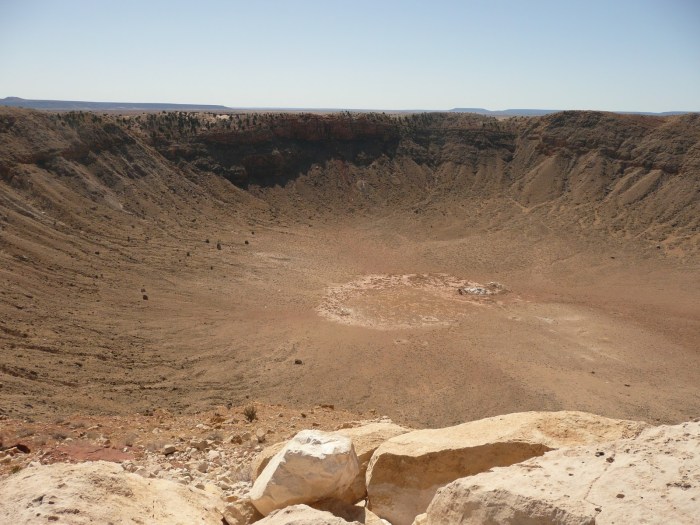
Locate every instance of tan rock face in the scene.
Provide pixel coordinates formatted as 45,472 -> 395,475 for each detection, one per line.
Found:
335,422 -> 410,503
0,460 -> 224,525
252,441 -> 287,481
256,504 -> 362,525
366,411 -> 648,525
423,421 -> 700,525
411,514 -> 427,525
223,498 -> 264,525
252,421 -> 409,503
310,498 -> 367,522
364,508 -> 393,525
250,430 -> 360,516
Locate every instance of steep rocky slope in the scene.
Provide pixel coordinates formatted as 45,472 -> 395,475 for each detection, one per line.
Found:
154,110 -> 700,245
3,109 -> 698,247
139,110 -> 700,246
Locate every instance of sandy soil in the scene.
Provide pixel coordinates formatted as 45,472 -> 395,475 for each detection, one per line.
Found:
2,207 -> 698,431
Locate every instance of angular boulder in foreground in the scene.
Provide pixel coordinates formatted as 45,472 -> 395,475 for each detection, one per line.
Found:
252,421 -> 410,503
366,411 -> 648,525
0,460 -> 224,525
423,420 -> 700,524
250,429 -> 360,515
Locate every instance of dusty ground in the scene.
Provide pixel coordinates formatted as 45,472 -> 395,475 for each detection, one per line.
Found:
2,207 -> 698,430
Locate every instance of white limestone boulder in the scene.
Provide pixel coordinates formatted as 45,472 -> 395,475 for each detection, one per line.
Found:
411,514 -> 427,525
250,430 -> 360,516
252,421 -> 409,504
0,460 -> 224,525
423,420 -> 700,524
366,411 -> 648,525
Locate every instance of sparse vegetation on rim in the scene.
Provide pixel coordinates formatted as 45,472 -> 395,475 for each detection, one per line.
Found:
244,405 -> 258,423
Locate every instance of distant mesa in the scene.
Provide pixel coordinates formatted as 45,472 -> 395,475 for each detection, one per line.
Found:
449,108 -> 560,116
0,96 -> 231,112
448,107 -> 693,117
0,97 -> 693,115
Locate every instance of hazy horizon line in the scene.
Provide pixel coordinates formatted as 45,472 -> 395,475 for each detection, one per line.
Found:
1,96 -> 696,116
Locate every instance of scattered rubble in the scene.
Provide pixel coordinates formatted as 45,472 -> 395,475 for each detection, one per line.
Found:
0,411 -> 696,525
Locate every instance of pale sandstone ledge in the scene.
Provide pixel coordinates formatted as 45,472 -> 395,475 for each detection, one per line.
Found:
0,460 -> 225,525
256,504 -> 362,524
420,420 -> 700,525
366,411 -> 648,525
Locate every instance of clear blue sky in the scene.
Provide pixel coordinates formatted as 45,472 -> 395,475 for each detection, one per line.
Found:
1,0 -> 699,111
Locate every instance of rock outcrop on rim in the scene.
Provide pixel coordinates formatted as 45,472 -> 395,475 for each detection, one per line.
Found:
224,498 -> 264,525
0,460 -> 225,525
365,411 -> 648,525
1,411 -> 697,525
420,420 -> 700,525
249,430 -> 360,515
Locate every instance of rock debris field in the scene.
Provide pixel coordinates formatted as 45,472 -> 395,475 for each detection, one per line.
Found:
1,411 -> 698,524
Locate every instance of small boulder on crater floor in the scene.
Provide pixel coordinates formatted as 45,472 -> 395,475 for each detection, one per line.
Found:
162,444 -> 177,455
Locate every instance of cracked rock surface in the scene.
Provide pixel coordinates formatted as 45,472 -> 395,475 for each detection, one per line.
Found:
0,461 -> 225,525
421,420 -> 700,525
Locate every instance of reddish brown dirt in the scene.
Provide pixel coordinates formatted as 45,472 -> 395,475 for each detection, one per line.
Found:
0,403 -> 365,478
